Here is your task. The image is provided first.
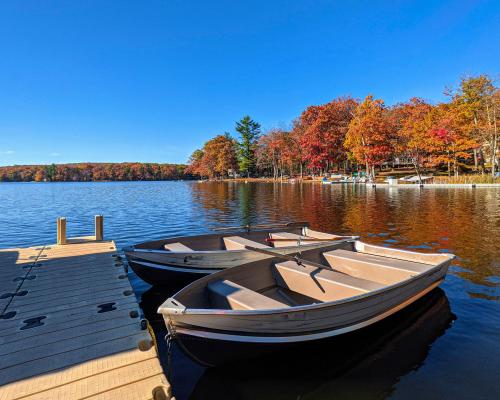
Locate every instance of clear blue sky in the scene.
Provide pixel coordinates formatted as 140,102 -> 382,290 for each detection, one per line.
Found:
0,0 -> 498,166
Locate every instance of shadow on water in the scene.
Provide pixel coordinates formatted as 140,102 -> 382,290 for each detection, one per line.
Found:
140,285 -> 454,400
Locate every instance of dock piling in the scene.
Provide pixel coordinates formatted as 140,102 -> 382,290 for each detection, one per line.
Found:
95,214 -> 104,241
57,217 -> 67,245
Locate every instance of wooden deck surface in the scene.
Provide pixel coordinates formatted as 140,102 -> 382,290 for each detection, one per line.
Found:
0,239 -> 170,400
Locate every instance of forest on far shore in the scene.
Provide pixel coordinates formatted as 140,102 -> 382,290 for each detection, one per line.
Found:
0,162 -> 190,182
187,74 -> 499,181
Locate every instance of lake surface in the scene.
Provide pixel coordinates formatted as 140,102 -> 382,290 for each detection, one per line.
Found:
0,181 -> 498,399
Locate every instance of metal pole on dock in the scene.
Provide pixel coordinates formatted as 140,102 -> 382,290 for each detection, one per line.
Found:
95,215 -> 104,241
57,217 -> 67,245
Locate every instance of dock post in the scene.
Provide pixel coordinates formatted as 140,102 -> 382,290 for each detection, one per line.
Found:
57,217 -> 67,245
95,215 -> 104,241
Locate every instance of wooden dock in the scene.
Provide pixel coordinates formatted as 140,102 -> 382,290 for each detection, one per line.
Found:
0,235 -> 170,400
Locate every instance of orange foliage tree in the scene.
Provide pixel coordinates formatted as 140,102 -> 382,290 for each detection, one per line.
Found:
345,95 -> 395,177
392,98 -> 434,182
186,134 -> 238,179
424,103 -> 477,176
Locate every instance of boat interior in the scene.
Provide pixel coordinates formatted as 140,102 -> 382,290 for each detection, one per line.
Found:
135,227 -> 349,252
169,241 -> 453,311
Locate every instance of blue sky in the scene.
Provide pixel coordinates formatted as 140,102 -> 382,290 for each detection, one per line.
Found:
0,0 -> 498,166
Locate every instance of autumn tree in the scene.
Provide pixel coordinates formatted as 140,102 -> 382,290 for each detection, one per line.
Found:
423,103 -> 477,177
452,75 -> 499,176
257,129 -> 301,179
236,116 -> 261,177
202,134 -> 239,178
186,149 -> 207,178
345,95 -> 395,177
392,98 -> 434,183
300,97 -> 358,174
256,130 -> 280,179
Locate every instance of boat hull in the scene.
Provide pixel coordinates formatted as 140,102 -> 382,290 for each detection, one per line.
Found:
128,259 -> 219,287
164,263 -> 449,366
174,284 -> 447,367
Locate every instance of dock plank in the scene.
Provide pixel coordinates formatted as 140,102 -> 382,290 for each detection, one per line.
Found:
0,240 -> 170,400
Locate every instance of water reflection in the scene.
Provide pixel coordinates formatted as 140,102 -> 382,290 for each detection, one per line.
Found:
191,183 -> 500,287
188,289 -> 454,400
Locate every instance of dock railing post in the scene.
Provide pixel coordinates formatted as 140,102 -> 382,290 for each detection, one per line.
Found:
57,217 -> 67,245
95,215 -> 104,241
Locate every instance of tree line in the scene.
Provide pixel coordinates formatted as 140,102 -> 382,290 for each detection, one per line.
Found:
187,74 -> 499,180
0,163 -> 189,182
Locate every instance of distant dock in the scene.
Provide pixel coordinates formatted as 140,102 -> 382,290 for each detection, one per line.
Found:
368,183 -> 500,188
0,217 -> 170,400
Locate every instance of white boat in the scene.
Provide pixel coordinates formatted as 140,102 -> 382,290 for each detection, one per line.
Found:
158,241 -> 455,366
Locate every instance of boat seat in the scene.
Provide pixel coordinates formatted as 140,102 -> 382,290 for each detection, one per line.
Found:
270,232 -> 322,248
164,242 -> 193,252
324,249 -> 432,285
304,228 -> 342,240
273,261 -> 384,302
223,236 -> 270,250
207,279 -> 287,310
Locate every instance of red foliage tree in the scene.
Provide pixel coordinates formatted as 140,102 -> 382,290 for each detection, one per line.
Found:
299,97 -> 358,173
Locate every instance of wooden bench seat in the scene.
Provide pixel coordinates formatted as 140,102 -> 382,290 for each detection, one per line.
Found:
303,228 -> 342,240
207,280 -> 287,310
273,261 -> 384,302
223,236 -> 270,250
164,242 -> 193,252
270,232 -> 323,248
324,249 -> 432,285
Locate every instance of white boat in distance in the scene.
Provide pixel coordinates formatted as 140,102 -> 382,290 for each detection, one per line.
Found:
124,223 -> 358,286
158,241 -> 455,366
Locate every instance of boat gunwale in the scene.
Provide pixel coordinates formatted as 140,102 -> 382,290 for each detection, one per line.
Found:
127,239 -> 355,255
125,235 -> 359,257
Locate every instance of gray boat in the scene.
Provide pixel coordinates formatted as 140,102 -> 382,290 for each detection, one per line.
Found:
125,223 -> 357,286
158,240 -> 455,366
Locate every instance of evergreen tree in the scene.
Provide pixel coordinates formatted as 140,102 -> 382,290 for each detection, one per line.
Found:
236,115 -> 261,177
45,163 -> 57,181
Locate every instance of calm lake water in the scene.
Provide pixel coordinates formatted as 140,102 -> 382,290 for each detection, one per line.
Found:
0,181 -> 499,399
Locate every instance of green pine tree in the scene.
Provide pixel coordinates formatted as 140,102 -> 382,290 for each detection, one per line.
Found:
45,163 -> 57,181
236,116 -> 261,177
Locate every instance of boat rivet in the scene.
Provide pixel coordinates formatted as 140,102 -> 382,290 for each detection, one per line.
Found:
129,310 -> 139,318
